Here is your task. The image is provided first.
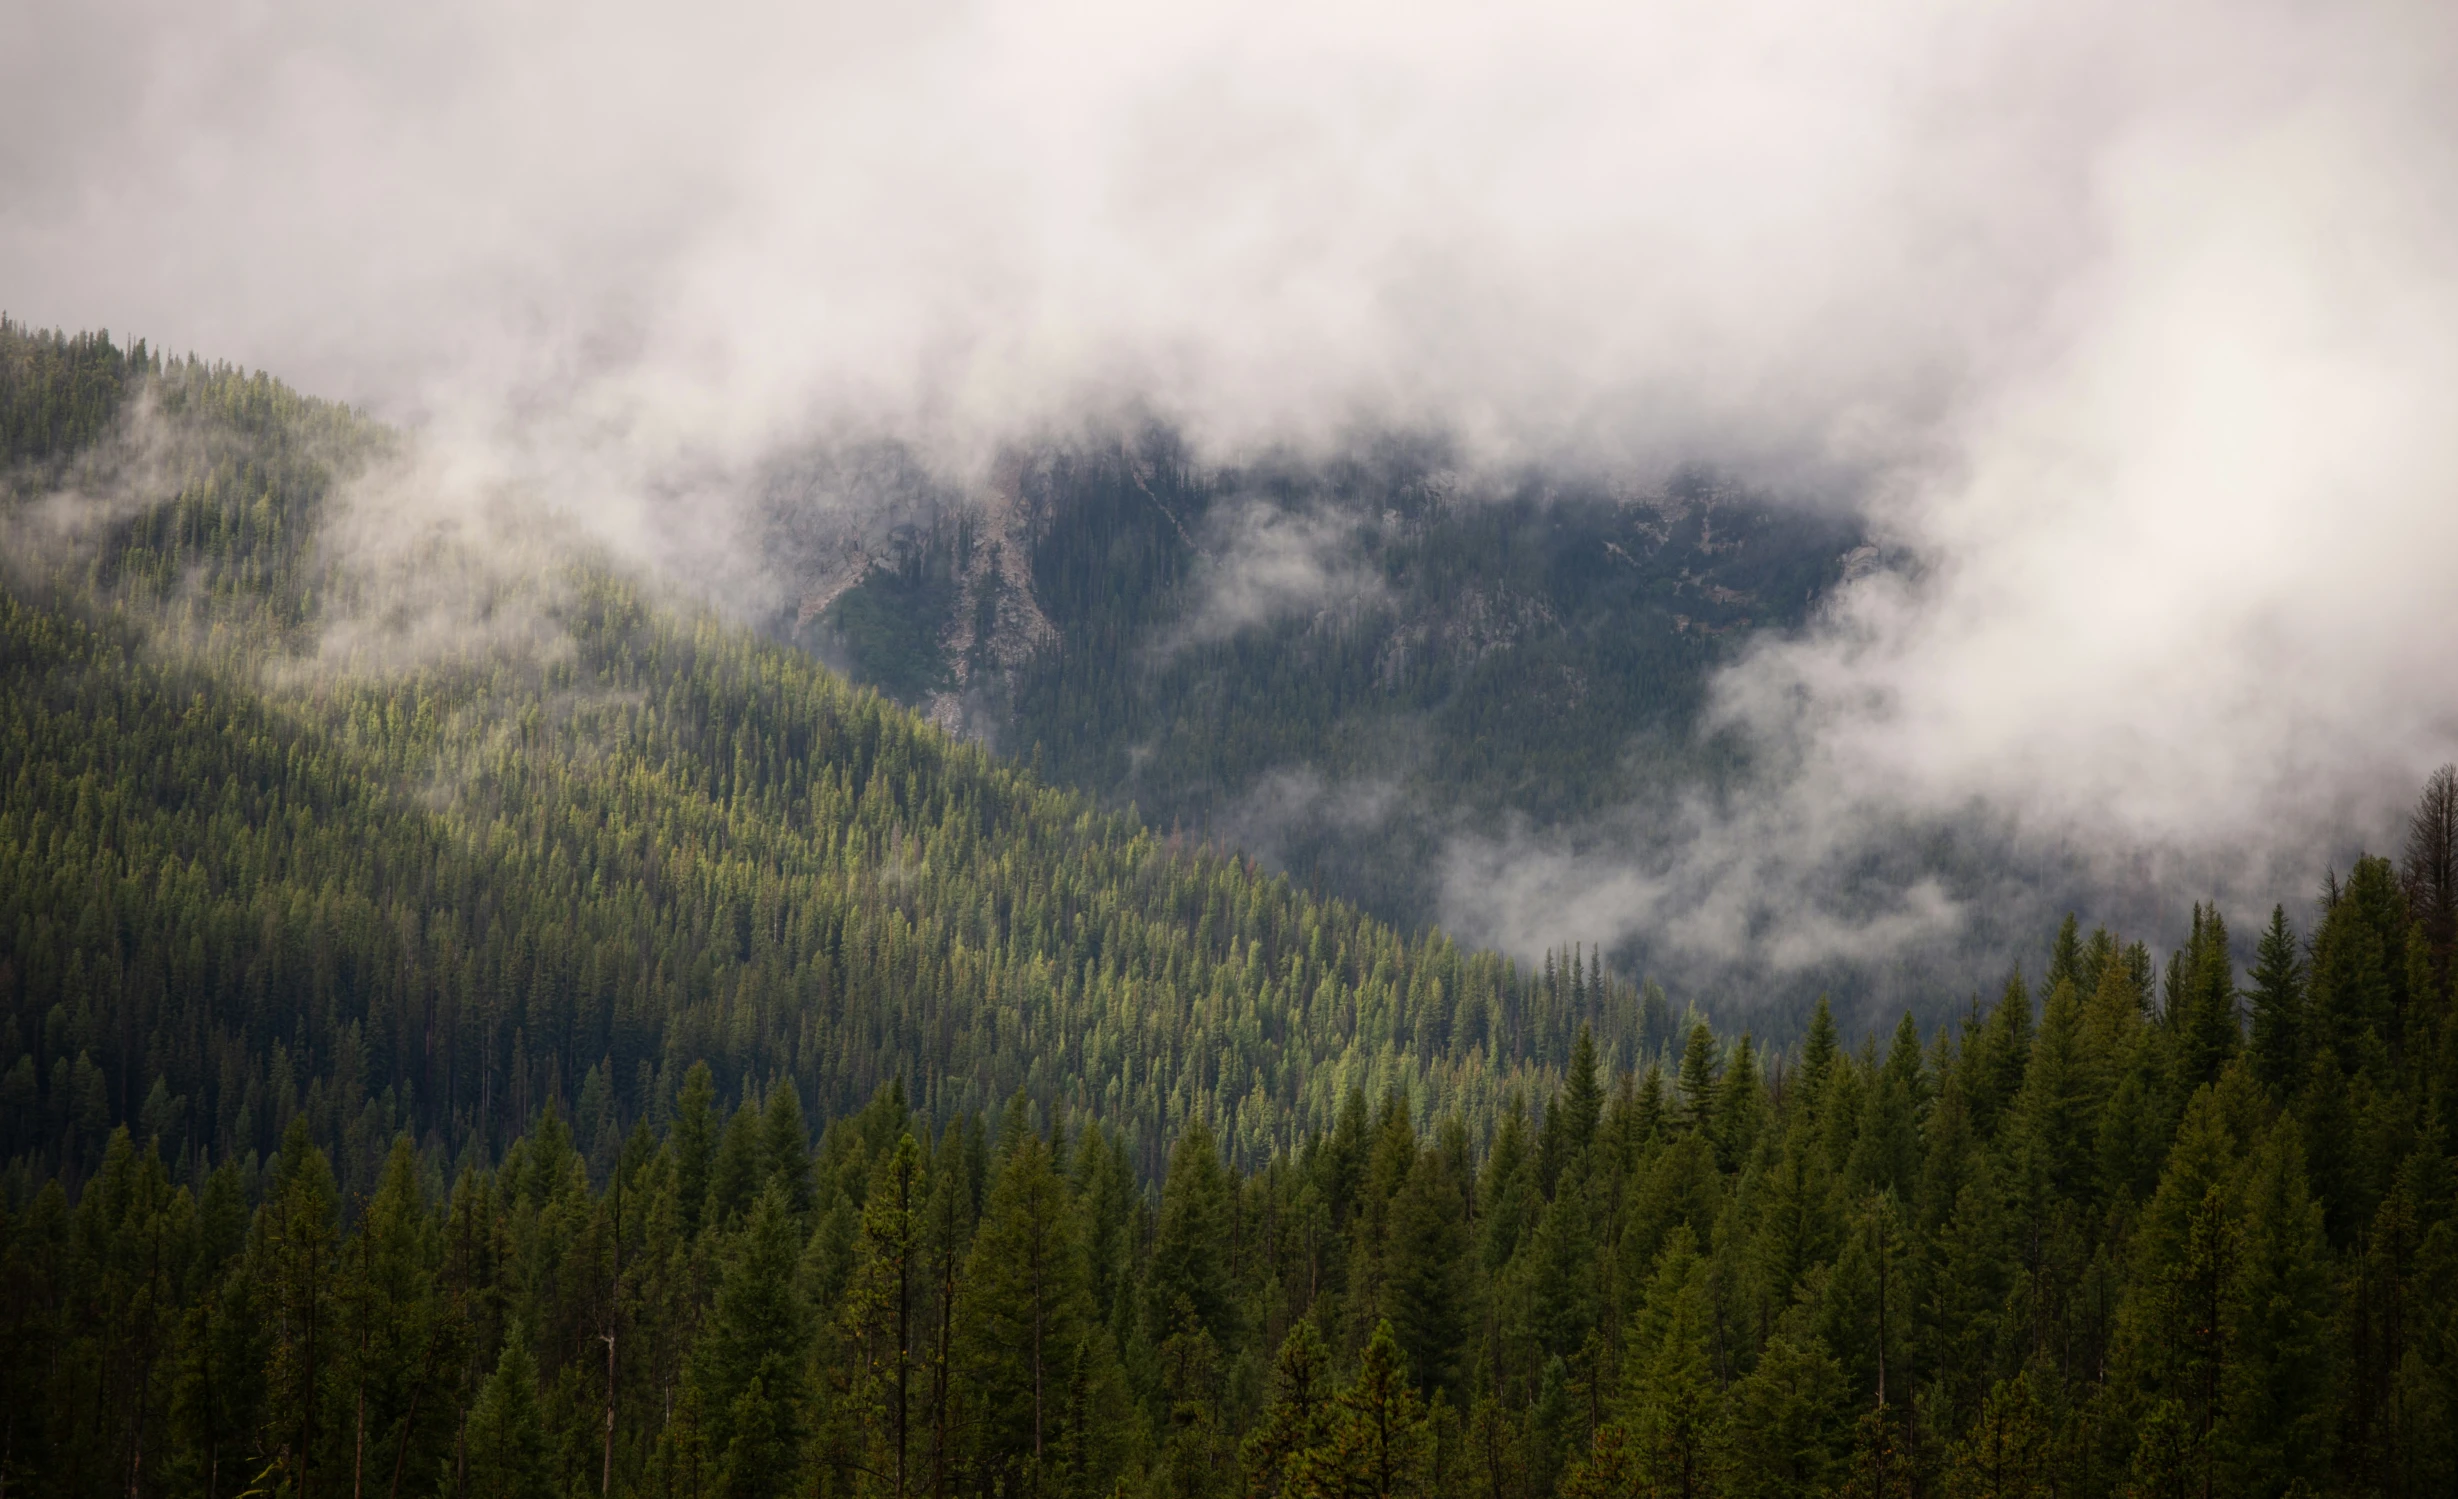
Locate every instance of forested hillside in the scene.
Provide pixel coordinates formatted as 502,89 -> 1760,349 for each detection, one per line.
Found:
0,320 -> 1652,1201
4,323 -> 2455,1499
3,873 -> 2453,1499
778,433 -> 1858,928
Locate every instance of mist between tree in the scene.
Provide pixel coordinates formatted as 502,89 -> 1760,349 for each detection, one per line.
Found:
11,0 -> 2458,1032
10,312 -> 2458,1498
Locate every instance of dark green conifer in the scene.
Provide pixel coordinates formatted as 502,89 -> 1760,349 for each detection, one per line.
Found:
693,1183 -> 812,1499
2247,905 -> 2306,1093
461,1332 -> 553,1499
1676,1022 -> 1721,1136
1386,1147 -> 1472,1399
1726,1333 -> 1849,1499
1147,1121 -> 1236,1353
708,1097 -> 765,1230
1243,1323 -> 1336,1499
1539,1026 -> 1603,1193
761,1076 -> 816,1217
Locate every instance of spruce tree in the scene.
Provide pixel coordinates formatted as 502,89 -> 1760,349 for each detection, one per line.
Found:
461,1332 -> 553,1499
1941,1367 -> 2057,1499
1305,1321 -> 1430,1499
1480,1104 -> 1540,1271
1386,1147 -> 1471,1400
1714,1034 -> 1766,1173
693,1182 -> 813,1499
963,1133 -> 1102,1493
1799,996 -> 1842,1107
2046,914 -> 2085,999
1244,1322 -> 1335,1499
1677,1023 -> 1722,1137
348,1136 -> 446,1499
258,1114 -> 340,1499
708,1098 -> 765,1230
1726,1333 -> 1849,1499
2117,1086 -> 2241,1494
1622,1227 -> 1725,1499
1966,970 -> 2034,1140
2402,763 -> 2458,995
762,1077 -> 816,1218
674,1063 -> 718,1235
1539,1026 -> 1602,1193
842,1134 -> 926,1499
1527,1186 -> 1599,1368
2172,905 -> 2240,1090
2218,1125 -> 2333,1496
2246,905 -> 2307,1094
1848,1017 -> 1926,1198
1147,1121 -> 1236,1353
2009,979 -> 2096,1208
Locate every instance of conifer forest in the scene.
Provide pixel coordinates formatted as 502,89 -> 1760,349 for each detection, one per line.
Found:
4,311 -> 2456,1499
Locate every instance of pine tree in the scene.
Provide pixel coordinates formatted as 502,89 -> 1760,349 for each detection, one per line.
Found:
1527,1185 -> 1599,1368
2218,1125 -> 2332,1497
1677,1022 -> 1722,1137
2246,906 -> 2306,1094
2047,915 -> 2085,999
1941,1367 -> 2056,1499
1147,1121 -> 1236,1354
1244,1322 -> 1336,1499
258,1114 -> 340,1499
1480,1104 -> 1540,1271
693,1182 -> 813,1499
348,1136 -> 447,1499
1966,971 -> 2034,1141
1386,1147 -> 1471,1400
1539,1026 -> 1603,1193
2118,1086 -> 2241,1499
963,1133 -> 1101,1495
2009,979 -> 2097,1208
1641,981 -> 1674,1061
1715,1034 -> 1766,1173
762,1077 -> 816,1218
1849,1016 -> 1926,1198
1555,1421 -> 1640,1499
667,1069 -> 716,1221
842,1134 -> 926,1499
1301,1321 -> 1430,1499
1799,996 -> 1842,1109
1726,1333 -> 1849,1499
461,1332 -> 553,1499
1623,1227 -> 1726,1499
2171,905 -> 2240,1090
708,1098 -> 765,1231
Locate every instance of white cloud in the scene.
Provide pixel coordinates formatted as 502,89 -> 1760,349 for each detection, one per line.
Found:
9,0 -> 2458,996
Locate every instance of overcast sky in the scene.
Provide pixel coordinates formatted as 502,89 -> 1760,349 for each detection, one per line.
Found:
9,0 -> 2458,981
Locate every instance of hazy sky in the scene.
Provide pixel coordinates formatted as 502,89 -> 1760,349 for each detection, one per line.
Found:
9,0 -> 2458,983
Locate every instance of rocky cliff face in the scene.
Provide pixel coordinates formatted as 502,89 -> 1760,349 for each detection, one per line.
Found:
758,435 -> 1863,928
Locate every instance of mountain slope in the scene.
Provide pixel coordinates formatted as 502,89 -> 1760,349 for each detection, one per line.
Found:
773,435 -> 1860,930
5,325 -> 2457,1499
0,324 -> 1653,1200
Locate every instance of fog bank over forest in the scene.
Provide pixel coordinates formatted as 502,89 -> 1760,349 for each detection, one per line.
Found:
8,0 -> 2458,1001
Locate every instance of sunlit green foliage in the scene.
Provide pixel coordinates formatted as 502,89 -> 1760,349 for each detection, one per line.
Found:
5,325 -> 2456,1499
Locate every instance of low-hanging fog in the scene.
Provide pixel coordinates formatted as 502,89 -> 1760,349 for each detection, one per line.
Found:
8,0 -> 2457,1015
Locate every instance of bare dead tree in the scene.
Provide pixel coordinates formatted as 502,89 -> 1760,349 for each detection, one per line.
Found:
2402,763 -> 2458,991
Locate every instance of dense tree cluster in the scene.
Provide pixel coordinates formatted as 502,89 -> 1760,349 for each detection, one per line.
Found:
0,316 -> 156,462
1,324 -> 1643,1202
4,870 -> 2454,1498
0,578 -> 1651,1202
7,324 -> 2456,1499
